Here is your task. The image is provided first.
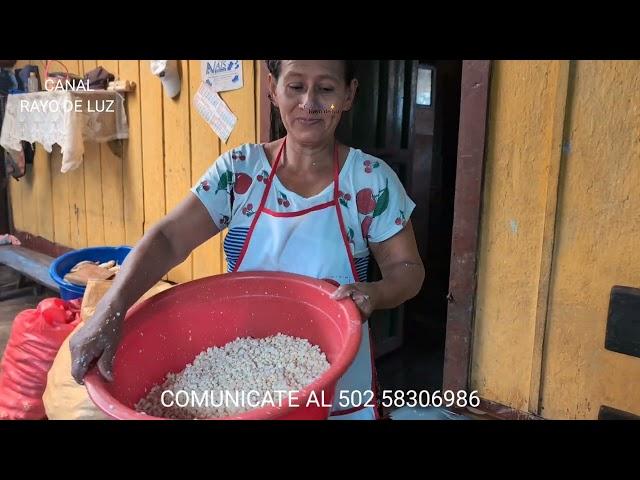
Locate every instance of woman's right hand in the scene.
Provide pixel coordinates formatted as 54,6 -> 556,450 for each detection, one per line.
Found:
67,193 -> 221,385
69,301 -> 125,385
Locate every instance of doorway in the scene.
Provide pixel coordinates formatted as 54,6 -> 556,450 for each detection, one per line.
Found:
261,59 -> 490,415
331,61 -> 463,402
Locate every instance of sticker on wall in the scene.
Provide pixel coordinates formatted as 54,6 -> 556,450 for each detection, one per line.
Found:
194,82 -> 237,143
201,60 -> 243,92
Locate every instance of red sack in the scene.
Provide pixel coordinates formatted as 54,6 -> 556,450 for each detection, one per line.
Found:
0,297 -> 81,420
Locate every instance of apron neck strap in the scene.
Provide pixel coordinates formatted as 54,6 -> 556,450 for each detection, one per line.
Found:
270,136 -> 340,200
332,141 -> 340,201
270,137 -> 287,175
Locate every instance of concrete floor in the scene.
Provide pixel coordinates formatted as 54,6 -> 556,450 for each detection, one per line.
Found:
374,316 -> 490,420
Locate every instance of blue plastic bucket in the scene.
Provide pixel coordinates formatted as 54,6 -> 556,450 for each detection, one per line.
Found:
49,246 -> 132,300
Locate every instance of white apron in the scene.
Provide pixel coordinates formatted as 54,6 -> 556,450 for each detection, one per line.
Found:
233,138 -> 379,420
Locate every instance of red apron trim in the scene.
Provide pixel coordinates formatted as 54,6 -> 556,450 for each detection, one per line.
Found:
262,201 -> 335,218
233,140 -> 286,272
335,200 -> 360,283
368,328 -> 381,420
332,144 -> 360,283
329,328 -> 379,419
233,138 -> 379,420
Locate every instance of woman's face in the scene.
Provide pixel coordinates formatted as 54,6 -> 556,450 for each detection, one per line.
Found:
269,60 -> 358,146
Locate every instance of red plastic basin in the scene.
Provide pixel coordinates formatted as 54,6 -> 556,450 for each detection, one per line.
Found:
84,271 -> 362,420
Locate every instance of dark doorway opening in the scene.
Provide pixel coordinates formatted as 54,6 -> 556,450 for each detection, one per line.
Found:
266,60 -> 464,411
332,61 -> 463,404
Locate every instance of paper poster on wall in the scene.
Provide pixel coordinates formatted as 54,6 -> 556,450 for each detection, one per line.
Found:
194,83 -> 237,143
201,60 -> 243,92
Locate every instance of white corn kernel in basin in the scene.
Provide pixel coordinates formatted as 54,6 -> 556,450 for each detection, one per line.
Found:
135,333 -> 330,419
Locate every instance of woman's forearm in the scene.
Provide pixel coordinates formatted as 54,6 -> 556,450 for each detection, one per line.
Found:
370,261 -> 425,311
94,226 -> 189,320
92,195 -> 220,322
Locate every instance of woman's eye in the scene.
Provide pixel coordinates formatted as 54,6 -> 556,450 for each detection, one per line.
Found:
288,85 -> 303,91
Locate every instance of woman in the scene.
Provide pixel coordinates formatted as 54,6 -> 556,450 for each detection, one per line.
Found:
70,60 -> 425,420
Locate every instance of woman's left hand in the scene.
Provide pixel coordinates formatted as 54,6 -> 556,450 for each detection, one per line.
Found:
330,282 -> 378,320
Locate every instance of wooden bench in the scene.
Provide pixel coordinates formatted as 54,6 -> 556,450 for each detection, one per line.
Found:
0,246 -> 59,293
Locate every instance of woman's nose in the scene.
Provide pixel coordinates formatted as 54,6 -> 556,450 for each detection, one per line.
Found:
301,90 -> 320,110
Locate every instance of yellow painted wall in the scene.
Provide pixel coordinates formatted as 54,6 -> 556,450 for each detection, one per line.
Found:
473,60 -> 640,419
10,60 -> 260,281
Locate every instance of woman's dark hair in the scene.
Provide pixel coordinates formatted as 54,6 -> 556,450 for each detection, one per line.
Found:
265,60 -> 356,85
